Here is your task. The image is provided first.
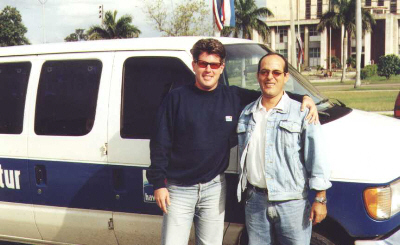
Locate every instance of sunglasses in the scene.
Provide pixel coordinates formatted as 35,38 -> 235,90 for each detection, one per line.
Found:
196,60 -> 223,69
259,69 -> 285,78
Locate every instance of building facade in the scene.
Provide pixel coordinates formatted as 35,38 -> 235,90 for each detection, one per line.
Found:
255,0 -> 400,68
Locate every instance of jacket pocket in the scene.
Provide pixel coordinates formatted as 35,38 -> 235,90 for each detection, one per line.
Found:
279,121 -> 301,148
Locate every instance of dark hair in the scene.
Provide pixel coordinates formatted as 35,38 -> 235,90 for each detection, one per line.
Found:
190,38 -> 226,63
257,52 -> 289,73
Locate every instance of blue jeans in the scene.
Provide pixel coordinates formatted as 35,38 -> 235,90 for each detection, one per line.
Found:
161,174 -> 226,245
245,187 -> 312,245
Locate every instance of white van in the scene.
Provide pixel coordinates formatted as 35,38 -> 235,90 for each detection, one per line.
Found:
0,37 -> 399,245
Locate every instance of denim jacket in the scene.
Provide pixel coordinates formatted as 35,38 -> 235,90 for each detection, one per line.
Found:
237,94 -> 332,202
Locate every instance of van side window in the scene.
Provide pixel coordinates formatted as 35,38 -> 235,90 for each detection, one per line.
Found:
121,57 -> 194,139
35,60 -> 102,136
0,62 -> 31,134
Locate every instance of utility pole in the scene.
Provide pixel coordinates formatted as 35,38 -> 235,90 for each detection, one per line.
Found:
38,0 -> 48,43
99,5 -> 104,24
355,0 -> 362,87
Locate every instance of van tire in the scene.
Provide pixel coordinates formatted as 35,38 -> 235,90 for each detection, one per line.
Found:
311,231 -> 336,245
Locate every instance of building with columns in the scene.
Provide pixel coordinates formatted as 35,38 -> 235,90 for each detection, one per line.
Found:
254,0 -> 400,68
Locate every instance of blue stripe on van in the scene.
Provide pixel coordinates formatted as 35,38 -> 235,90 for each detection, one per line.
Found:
0,157 -> 399,239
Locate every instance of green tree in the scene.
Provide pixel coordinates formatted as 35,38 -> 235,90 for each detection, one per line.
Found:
317,0 -> 375,83
65,29 -> 88,42
221,0 -> 273,41
377,54 -> 400,79
87,10 -> 141,40
0,6 -> 30,46
143,0 -> 212,36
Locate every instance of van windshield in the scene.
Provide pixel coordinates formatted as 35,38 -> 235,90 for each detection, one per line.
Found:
223,44 -> 333,111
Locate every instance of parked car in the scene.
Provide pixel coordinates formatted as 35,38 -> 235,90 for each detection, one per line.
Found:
0,37 -> 399,245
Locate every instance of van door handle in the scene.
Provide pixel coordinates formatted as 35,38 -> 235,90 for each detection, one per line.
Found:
35,165 -> 47,186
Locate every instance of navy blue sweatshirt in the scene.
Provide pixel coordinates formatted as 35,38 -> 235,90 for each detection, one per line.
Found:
147,83 -> 302,190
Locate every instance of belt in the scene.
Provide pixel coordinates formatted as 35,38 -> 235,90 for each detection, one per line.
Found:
247,182 -> 268,194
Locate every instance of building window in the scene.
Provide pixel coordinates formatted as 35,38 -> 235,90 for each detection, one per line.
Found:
365,0 -> 371,6
309,48 -> 321,67
391,0 -> 397,13
306,0 -> 311,19
317,0 -> 323,18
277,49 -> 288,58
309,48 -> 321,58
309,25 -> 319,36
278,28 -> 288,43
378,0 -> 384,6
121,57 -> 194,139
0,62 -> 31,134
35,60 -> 102,136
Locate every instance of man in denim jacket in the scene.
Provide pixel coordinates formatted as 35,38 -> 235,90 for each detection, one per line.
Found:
236,53 -> 332,245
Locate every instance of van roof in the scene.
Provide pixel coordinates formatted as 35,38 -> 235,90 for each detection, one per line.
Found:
0,37 -> 256,57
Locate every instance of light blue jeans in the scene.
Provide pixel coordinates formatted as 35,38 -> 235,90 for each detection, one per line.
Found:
161,174 -> 226,245
245,188 -> 312,245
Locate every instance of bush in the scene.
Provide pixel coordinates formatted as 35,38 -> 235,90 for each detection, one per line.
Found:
347,56 -> 356,68
360,64 -> 377,80
377,54 -> 400,79
331,56 -> 341,69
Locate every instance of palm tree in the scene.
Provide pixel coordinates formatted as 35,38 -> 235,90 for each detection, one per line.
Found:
87,10 -> 141,40
221,0 -> 273,41
65,29 -> 88,42
317,0 -> 375,82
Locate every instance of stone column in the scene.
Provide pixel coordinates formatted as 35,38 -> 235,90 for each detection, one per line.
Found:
320,27 -> 328,69
364,31 -> 372,66
288,26 -> 292,63
394,18 -> 399,55
385,14 -> 394,55
304,26 -> 309,67
270,28 -> 276,50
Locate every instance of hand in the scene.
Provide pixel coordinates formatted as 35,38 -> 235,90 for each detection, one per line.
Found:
154,188 -> 170,214
301,96 -> 319,124
309,202 -> 327,225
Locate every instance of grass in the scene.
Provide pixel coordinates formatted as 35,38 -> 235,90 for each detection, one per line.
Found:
309,75 -> 400,111
321,90 -> 398,111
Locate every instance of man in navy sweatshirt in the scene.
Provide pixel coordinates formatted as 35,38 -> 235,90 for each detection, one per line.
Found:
147,38 -> 318,245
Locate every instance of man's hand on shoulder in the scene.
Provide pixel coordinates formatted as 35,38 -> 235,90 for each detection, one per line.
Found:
301,95 -> 319,124
154,187 -> 170,214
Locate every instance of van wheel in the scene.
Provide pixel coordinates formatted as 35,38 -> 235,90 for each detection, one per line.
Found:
311,231 -> 336,245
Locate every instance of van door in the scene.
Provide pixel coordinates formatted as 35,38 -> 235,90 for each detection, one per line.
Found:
108,51 -> 194,245
26,53 -> 118,245
0,59 -> 42,240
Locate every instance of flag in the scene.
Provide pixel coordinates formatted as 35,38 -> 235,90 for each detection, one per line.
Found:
296,32 -> 303,65
213,0 -> 236,31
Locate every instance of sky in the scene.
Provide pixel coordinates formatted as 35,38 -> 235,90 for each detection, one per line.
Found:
0,0 -> 265,45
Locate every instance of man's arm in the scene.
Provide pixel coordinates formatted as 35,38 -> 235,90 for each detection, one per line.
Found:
287,92 -> 319,124
232,86 -> 319,123
302,119 -> 332,225
147,95 -> 174,214
309,190 -> 327,225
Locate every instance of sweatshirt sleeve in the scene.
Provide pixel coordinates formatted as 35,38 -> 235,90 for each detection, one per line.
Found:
286,91 -> 305,103
230,86 -> 260,109
147,94 -> 174,190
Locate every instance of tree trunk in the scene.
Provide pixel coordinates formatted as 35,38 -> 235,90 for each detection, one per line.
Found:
354,0 -> 362,88
341,31 -> 348,83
